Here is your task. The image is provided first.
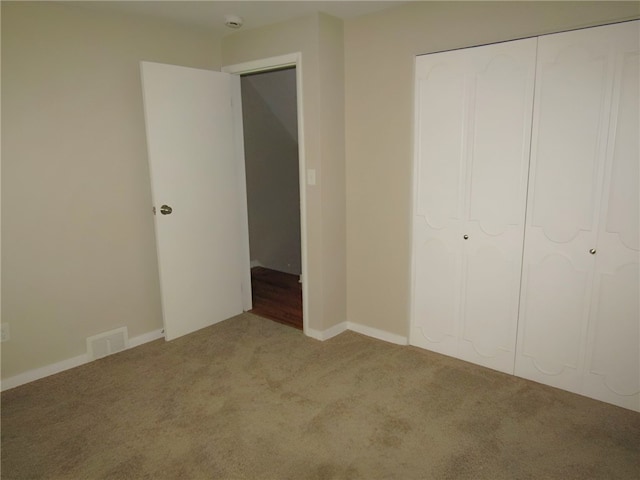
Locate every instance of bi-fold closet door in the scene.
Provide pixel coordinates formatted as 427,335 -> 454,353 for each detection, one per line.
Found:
410,38 -> 537,375
411,20 -> 639,411
515,21 -> 639,411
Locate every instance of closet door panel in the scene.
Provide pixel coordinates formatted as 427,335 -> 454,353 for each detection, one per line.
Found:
459,243 -> 522,373
585,263 -> 639,409
528,48 -> 607,243
411,234 -> 462,355
458,39 -> 537,373
517,21 -> 640,411
603,50 -> 639,252
516,24 -> 617,390
583,28 -> 640,411
411,39 -> 536,374
517,226 -> 595,390
415,61 -> 466,229
517,252 -> 591,393
411,52 -> 467,356
469,45 -> 535,234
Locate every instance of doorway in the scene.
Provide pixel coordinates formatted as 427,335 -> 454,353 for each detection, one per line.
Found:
223,53 -> 308,333
240,67 -> 302,330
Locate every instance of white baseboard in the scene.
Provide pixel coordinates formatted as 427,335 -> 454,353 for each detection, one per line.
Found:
129,328 -> 164,348
305,321 -> 348,341
305,321 -> 407,346
2,322 -> 405,391
1,328 -> 164,392
1,353 -> 89,392
346,322 -> 408,346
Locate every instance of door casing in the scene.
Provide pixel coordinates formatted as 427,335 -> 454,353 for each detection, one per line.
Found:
223,53 -> 309,334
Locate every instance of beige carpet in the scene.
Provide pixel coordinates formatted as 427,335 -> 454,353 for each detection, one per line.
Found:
2,313 -> 639,479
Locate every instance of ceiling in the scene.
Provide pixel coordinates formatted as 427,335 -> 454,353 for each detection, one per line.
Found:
71,1 -> 408,37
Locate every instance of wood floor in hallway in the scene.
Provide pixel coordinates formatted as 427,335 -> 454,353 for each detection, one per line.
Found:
250,267 -> 302,330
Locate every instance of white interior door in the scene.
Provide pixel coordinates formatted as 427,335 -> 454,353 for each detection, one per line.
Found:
410,38 -> 536,374
583,21 -> 639,410
515,21 -> 639,411
457,39 -> 536,373
140,61 -> 248,341
411,48 -> 467,359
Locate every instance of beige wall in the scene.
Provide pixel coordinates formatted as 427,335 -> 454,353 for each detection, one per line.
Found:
1,2 -> 221,378
317,13 -> 346,333
344,2 -> 640,337
223,13 -> 346,332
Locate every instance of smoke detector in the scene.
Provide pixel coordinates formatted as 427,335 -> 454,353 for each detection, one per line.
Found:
224,14 -> 243,29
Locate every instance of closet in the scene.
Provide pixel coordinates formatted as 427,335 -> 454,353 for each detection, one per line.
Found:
410,20 -> 639,411
410,38 -> 537,374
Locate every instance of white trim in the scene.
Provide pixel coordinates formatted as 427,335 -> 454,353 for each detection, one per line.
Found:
1,328 -> 164,391
129,328 -> 164,348
229,74 -> 253,312
347,322 -> 409,346
408,53 -> 422,348
1,354 -> 89,392
306,321 -> 348,341
1,321 -> 406,391
304,321 -> 407,345
222,53 -> 310,336
222,53 -> 299,76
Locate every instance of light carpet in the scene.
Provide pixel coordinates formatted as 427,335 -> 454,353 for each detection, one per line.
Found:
2,313 -> 639,479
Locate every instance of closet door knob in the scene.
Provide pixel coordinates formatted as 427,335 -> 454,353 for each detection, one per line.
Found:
463,234 -> 469,240
160,205 -> 173,215
589,248 -> 596,255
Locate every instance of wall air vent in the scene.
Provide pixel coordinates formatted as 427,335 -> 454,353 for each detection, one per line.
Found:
86,327 -> 129,360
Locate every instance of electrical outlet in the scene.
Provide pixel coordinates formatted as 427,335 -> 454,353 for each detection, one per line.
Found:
0,324 -> 10,342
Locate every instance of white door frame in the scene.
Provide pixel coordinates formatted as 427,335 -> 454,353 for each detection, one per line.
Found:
223,53 -> 309,334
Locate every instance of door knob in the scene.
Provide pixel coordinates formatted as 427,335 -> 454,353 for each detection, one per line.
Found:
463,234 -> 469,240
160,205 -> 173,215
589,248 -> 596,255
